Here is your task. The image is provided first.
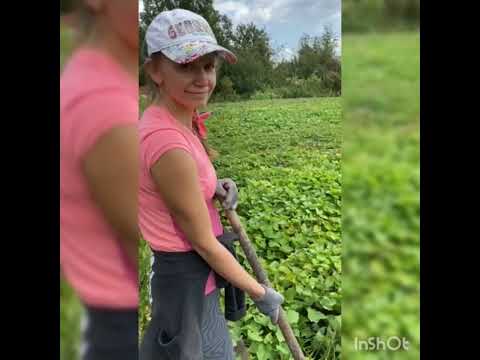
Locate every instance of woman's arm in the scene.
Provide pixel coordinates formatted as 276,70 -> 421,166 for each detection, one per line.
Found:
150,148 -> 265,300
82,125 -> 139,270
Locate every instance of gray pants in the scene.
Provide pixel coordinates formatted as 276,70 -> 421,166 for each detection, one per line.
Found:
80,306 -> 138,360
202,289 -> 235,359
148,255 -> 234,359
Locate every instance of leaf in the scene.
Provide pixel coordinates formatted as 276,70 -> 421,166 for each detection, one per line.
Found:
285,287 -> 296,301
320,297 -> 336,311
247,329 -> 263,342
307,308 -> 327,322
257,344 -> 268,360
263,333 -> 273,344
275,328 -> 285,342
286,309 -> 299,324
276,343 -> 290,355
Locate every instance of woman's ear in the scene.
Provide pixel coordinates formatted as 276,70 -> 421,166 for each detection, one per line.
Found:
145,59 -> 163,86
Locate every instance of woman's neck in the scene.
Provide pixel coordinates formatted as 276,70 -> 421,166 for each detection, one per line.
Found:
156,97 -> 195,130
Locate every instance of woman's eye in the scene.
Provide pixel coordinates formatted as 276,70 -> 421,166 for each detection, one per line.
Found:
205,63 -> 215,71
177,63 -> 192,72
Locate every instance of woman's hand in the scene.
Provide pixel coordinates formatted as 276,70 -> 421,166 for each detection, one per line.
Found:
252,285 -> 284,324
215,178 -> 238,210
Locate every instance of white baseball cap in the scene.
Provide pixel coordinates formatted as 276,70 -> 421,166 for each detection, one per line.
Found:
145,9 -> 237,64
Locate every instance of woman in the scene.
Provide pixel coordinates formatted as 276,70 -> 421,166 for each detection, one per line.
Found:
139,9 -> 284,359
60,1 -> 139,359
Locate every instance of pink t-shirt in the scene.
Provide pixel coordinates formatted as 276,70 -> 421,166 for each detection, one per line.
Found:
138,105 -> 223,295
60,48 -> 139,308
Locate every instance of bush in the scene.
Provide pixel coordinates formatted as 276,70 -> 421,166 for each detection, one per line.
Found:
211,76 -> 241,102
250,88 -> 282,100
267,76 -> 333,99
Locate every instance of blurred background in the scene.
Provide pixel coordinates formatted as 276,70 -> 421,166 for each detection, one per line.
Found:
341,1 -> 420,359
60,7 -> 84,360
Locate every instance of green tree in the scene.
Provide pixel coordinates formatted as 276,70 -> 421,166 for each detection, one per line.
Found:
290,27 -> 341,96
222,23 -> 274,96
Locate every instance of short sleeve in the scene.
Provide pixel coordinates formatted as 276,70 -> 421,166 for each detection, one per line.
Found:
67,89 -> 138,159
142,128 -> 192,171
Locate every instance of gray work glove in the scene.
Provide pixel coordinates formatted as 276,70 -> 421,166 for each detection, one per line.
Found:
215,178 -> 238,210
253,284 -> 285,324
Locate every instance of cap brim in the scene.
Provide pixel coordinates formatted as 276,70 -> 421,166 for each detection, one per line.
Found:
161,40 -> 237,65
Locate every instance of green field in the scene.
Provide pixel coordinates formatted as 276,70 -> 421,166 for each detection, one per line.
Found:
341,32 -> 420,359
139,97 -> 343,360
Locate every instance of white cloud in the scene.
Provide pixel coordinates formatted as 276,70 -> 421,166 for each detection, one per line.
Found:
273,47 -> 295,62
254,7 -> 273,22
214,0 -> 340,36
214,1 -> 250,26
214,0 -> 294,26
215,1 -> 249,14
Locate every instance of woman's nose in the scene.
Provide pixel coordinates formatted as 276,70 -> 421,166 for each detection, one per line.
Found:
193,68 -> 210,85
195,66 -> 207,76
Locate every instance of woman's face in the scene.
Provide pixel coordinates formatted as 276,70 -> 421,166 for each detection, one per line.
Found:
149,53 -> 219,110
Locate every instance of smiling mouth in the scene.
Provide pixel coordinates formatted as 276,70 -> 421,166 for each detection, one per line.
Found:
185,90 -> 209,95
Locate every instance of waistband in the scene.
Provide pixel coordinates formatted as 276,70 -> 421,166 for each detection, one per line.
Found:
151,249 -> 211,277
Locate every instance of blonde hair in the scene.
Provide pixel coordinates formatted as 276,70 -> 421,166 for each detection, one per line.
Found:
144,51 -> 221,161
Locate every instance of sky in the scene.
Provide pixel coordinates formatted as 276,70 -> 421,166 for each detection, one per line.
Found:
139,0 -> 341,61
